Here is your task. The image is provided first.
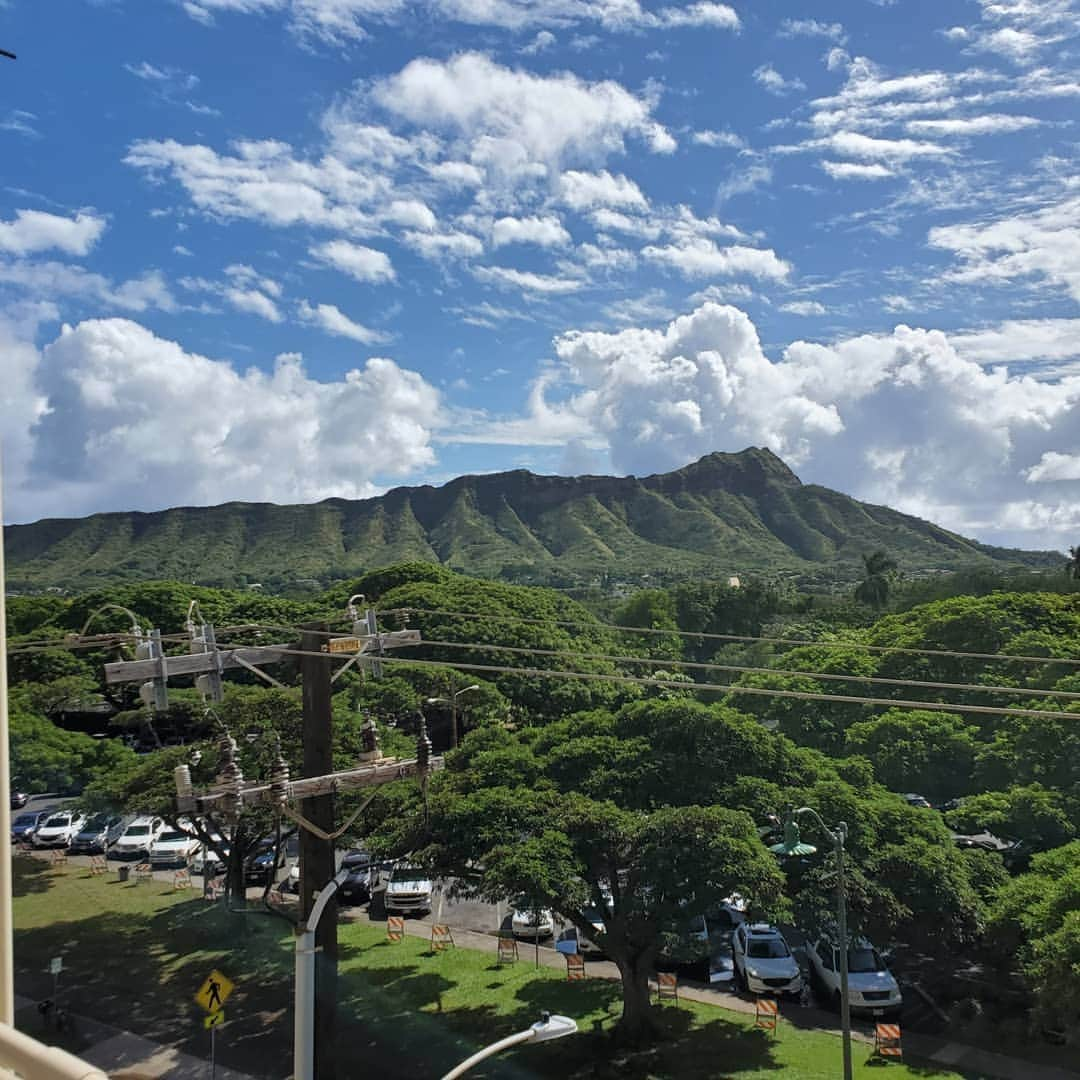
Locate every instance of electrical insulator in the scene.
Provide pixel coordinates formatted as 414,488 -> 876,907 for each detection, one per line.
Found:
174,765 -> 195,812
270,753 -> 289,806
416,715 -> 432,776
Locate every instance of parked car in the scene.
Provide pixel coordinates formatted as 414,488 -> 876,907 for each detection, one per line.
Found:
383,864 -> 433,915
511,901 -> 555,939
112,816 -> 165,859
245,838 -> 287,884
805,936 -> 902,1017
903,793 -> 932,809
10,791 -> 28,810
556,902 -> 609,957
338,850 -> 374,906
191,836 -> 228,875
69,814 -> 126,854
32,811 -> 87,848
150,824 -> 200,867
732,923 -> 803,998
661,896 -> 748,969
11,810 -> 49,844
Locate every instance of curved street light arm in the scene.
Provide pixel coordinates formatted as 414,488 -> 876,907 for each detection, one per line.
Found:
790,806 -> 847,848
76,603 -> 144,640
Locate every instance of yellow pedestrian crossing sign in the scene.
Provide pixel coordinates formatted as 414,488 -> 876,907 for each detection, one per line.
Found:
195,969 -> 234,1014
204,1010 -> 226,1030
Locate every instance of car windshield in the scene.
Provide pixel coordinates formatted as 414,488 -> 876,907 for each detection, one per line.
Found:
583,907 -> 606,925
848,947 -> 886,973
390,867 -> 426,882
14,814 -> 36,826
45,815 -> 70,827
158,831 -> 188,843
125,826 -> 149,836
342,852 -> 370,867
83,815 -> 108,830
748,938 -> 790,959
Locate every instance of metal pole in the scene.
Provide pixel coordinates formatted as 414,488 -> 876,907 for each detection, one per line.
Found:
210,1020 -> 216,1080
0,454 -> 13,1025
300,623 -> 337,1080
450,676 -> 458,749
295,869 -> 347,1080
835,825 -> 852,1080
294,927 -> 315,1080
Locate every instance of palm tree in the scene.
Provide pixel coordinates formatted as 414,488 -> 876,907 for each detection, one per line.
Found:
854,549 -> 897,610
1066,546 -> 1080,580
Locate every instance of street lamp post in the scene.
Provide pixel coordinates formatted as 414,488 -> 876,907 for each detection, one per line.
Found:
426,683 -> 480,749
770,808 -> 852,1080
439,1013 -> 578,1080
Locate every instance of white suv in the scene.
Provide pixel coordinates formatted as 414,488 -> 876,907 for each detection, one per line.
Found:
32,811 -> 87,848
805,936 -> 902,1018
732,923 -> 803,998
112,816 -> 165,859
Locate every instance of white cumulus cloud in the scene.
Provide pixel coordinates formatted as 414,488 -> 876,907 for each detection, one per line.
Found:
491,214 -> 571,248
16,317 -> 442,520
310,239 -> 396,282
297,299 -> 389,343
0,210 -> 106,257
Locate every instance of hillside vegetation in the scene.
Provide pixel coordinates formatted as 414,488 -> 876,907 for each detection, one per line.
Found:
5,447 -> 1060,592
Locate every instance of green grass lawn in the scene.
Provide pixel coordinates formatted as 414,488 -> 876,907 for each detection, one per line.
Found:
12,857 -> 972,1079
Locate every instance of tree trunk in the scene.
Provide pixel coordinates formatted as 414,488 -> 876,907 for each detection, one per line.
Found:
612,949 -> 661,1046
226,822 -> 248,906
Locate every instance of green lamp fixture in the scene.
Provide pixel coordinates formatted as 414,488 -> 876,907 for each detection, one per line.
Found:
769,815 -> 818,857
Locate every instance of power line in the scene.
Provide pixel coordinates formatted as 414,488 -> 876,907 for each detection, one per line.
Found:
413,637 -> 1080,704
209,638 -> 1080,723
375,606 -> 1080,668
200,620 -> 1080,702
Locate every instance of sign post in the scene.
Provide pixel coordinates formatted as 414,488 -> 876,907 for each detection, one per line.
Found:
195,968 -> 234,1080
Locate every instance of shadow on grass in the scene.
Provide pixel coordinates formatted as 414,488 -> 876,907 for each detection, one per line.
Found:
14,886 -> 297,1080
12,856 -> 56,895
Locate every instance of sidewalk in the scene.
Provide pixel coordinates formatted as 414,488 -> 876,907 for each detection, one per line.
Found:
394,918 -> 1080,1080
13,995 -> 259,1080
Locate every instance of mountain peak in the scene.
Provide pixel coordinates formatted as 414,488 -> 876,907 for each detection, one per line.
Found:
648,447 -> 801,496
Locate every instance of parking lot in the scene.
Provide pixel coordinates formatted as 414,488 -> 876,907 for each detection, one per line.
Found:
11,795 -> 917,1037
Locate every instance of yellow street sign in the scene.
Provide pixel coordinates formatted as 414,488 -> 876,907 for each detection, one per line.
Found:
325,636 -> 362,654
195,969 -> 234,1014
204,1010 -> 226,1030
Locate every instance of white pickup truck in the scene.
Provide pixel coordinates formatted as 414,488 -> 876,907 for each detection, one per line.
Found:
383,864 -> 433,915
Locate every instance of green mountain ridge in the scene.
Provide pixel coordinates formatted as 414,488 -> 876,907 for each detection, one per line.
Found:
4,447 -> 1062,591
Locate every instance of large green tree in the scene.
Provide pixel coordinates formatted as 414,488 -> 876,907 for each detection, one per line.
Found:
417,773 -> 785,1043
990,842 -> 1080,1038
844,708 -> 979,802
947,784 -> 1077,853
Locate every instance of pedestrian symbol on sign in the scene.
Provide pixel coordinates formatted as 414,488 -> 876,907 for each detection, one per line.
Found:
194,969 -> 234,1015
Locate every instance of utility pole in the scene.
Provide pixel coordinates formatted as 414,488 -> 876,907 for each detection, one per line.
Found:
299,623 -> 336,1080
0,458 -> 14,1025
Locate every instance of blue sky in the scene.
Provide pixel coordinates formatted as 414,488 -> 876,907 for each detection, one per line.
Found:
2,0 -> 1080,551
